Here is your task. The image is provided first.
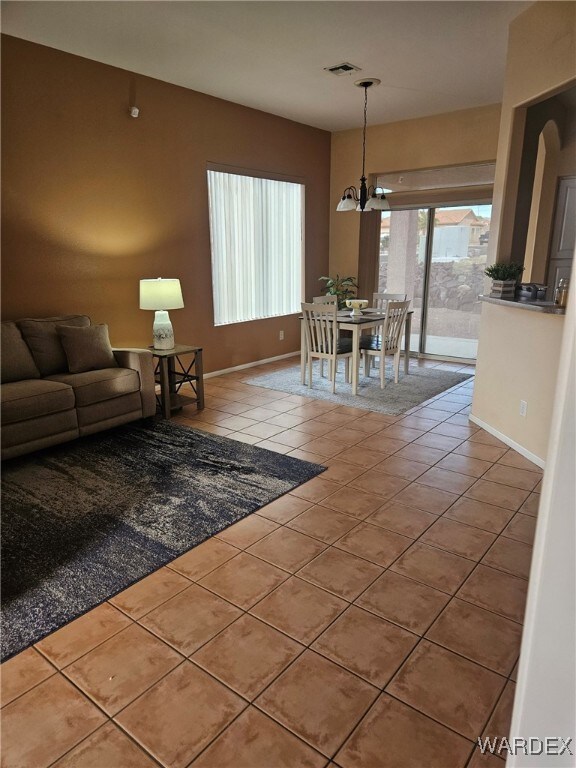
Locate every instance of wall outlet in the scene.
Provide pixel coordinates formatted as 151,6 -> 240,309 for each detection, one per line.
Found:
279,330 -> 284,341
520,400 -> 528,417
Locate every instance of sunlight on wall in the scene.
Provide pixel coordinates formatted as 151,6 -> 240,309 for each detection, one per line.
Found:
12,177 -> 179,257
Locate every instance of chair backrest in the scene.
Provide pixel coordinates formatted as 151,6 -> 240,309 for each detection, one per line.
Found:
372,292 -> 407,310
312,295 -> 338,305
382,300 -> 410,352
301,302 -> 338,356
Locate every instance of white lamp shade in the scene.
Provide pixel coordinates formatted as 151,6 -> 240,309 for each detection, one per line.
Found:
140,278 -> 184,310
369,196 -> 390,211
336,196 -> 357,212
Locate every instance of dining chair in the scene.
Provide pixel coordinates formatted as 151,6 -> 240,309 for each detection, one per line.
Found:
301,302 -> 352,393
361,292 -> 408,375
360,300 -> 410,388
372,292 -> 407,309
312,295 -> 338,377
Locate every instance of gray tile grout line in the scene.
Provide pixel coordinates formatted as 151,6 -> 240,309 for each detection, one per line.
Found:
6,361 -> 532,767
286,490 -> 524,676
243,582 -> 502,766
324,539 -> 516,759
191,364 -> 474,436
59,590 -> 360,765
0,651 -> 61,710
181,706 -> 330,768
27,656 -> 192,768
329,692 -> 480,767
297,487 -> 533,582
274,414 -> 535,579
16,481 -> 529,702
194,497 -> 523,683
236,376 -> 533,650
42,596 -> 496,768
108,656 -> 245,766
20,399 -> 530,686
44,718 -> 167,768
36,524 -> 484,765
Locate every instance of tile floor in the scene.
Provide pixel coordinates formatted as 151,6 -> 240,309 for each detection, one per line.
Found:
1,357 -> 542,768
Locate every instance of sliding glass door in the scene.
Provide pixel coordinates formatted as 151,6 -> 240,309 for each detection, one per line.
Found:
379,203 -> 491,360
379,209 -> 427,353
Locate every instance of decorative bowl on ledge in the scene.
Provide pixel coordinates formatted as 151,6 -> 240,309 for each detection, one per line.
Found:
346,299 -> 369,317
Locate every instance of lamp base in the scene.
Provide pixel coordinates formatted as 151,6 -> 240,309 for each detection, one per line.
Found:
152,310 -> 175,350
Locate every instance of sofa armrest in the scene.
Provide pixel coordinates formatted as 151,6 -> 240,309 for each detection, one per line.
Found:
113,348 -> 156,417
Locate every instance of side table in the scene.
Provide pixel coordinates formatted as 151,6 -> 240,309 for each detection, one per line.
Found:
149,344 -> 205,419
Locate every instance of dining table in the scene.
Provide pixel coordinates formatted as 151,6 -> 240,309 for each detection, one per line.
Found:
300,308 -> 413,397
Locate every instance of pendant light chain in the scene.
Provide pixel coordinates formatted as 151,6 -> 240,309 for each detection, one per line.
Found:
361,84 -> 368,180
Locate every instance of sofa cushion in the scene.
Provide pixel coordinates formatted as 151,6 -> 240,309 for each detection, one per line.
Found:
17,315 -> 90,376
1,379 -> 75,425
2,411 -> 79,455
1,322 -> 41,383
46,368 -> 141,407
77,392 -> 143,428
58,324 -> 118,374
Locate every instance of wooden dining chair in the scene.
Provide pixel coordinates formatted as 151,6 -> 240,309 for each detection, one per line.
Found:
361,293 -> 408,375
301,302 -> 352,393
311,295 -> 338,377
312,295 -> 338,304
372,292 -> 407,309
360,300 -> 410,388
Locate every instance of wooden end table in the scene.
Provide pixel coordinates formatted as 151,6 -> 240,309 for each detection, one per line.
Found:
149,344 -> 205,419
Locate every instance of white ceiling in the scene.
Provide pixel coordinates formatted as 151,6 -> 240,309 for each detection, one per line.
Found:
0,1 -> 531,131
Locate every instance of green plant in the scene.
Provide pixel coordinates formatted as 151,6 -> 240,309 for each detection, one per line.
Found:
484,262 -> 524,281
318,275 -> 358,309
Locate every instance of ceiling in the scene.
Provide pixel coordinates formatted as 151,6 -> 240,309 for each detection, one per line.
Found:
0,1 -> 531,132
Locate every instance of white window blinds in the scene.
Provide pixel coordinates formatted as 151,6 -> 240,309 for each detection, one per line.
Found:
207,170 -> 304,326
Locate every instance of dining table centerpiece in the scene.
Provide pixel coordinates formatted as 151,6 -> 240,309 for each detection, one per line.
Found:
346,298 -> 369,317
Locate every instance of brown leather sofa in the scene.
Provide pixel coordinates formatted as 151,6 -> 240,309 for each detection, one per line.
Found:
1,315 -> 156,460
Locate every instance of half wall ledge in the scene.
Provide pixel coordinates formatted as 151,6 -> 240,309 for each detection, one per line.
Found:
479,295 -> 566,315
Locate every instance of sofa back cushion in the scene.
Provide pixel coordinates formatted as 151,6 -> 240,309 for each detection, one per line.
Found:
1,321 -> 41,383
58,324 -> 118,374
17,315 -> 91,376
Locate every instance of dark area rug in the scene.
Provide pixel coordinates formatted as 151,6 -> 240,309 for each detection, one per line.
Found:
1,419 -> 324,661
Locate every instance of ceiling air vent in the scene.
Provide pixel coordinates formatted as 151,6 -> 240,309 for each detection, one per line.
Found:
324,62 -> 362,76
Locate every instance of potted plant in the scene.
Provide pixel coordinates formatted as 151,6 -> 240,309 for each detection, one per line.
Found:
318,275 -> 359,309
484,262 -> 524,298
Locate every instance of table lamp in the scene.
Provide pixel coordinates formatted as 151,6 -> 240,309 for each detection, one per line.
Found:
139,278 -> 184,350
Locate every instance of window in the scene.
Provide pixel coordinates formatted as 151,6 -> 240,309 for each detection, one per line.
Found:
207,169 -> 304,326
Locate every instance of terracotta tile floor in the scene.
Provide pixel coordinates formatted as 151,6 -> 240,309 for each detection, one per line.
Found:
1,357 -> 542,768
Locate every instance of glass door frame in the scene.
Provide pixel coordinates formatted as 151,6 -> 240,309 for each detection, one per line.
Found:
387,199 -> 492,363
419,207 -> 435,358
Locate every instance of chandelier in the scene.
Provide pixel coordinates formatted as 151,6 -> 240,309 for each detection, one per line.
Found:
336,79 -> 389,212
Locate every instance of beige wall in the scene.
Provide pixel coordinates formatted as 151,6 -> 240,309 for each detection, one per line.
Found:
472,304 -> 565,464
473,1 -> 576,463
1,36 -> 331,372
491,1 -> 576,266
329,103 -> 501,278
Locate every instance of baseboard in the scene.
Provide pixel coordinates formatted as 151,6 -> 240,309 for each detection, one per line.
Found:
204,351 -> 299,380
468,414 -> 546,470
